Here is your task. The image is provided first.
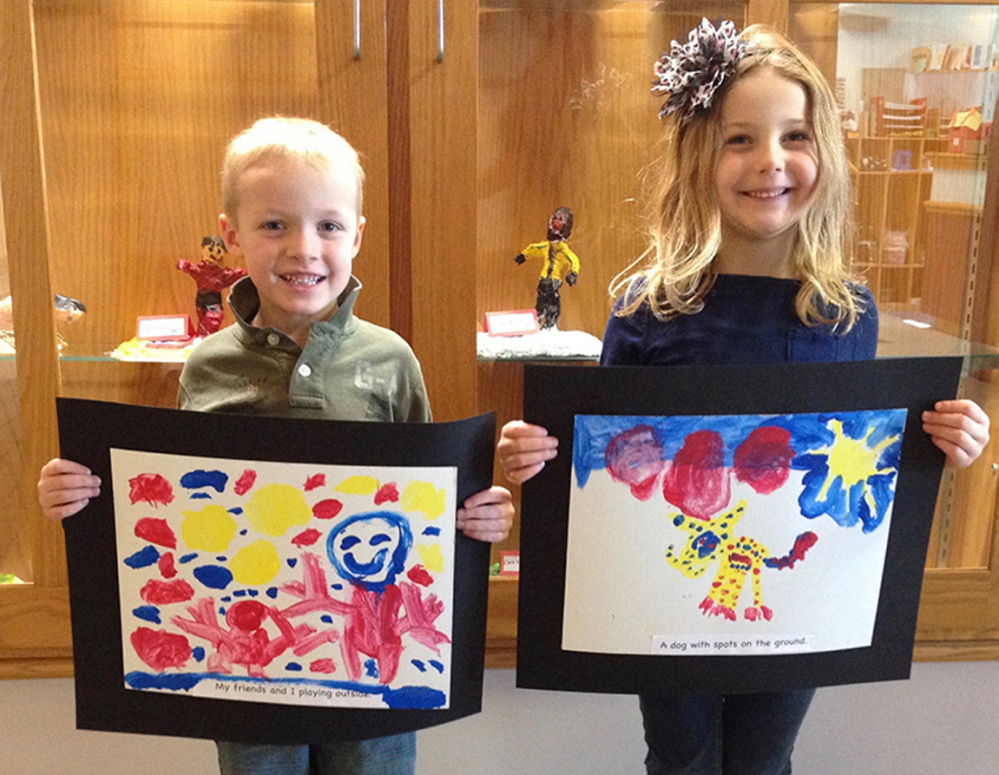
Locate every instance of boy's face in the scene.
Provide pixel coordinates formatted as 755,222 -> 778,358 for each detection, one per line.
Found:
219,156 -> 364,342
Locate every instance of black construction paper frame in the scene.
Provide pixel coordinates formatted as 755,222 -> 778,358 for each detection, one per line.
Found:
58,399 -> 495,744
516,358 -> 961,695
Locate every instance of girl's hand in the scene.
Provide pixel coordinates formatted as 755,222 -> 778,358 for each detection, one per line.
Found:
497,421 -> 559,484
37,457 -> 101,520
922,399 -> 991,468
456,486 -> 514,543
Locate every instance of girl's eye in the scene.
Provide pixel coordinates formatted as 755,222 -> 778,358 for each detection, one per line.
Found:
786,130 -> 812,143
725,135 -> 751,146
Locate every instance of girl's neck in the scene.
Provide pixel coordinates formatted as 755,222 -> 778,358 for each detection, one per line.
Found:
713,231 -> 797,279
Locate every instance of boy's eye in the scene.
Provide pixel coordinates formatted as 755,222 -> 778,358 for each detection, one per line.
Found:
318,222 -> 341,233
262,221 -> 284,231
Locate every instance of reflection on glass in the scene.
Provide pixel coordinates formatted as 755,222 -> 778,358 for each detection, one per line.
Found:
0,175 -> 30,584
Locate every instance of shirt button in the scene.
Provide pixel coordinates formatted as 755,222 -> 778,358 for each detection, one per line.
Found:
298,364 -> 312,378
266,333 -> 280,347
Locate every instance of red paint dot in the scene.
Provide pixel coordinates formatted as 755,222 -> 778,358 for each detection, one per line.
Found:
313,499 -> 343,520
234,469 -> 257,496
292,528 -> 322,547
131,627 -> 190,670
304,473 -> 326,492
135,517 -> 177,549
310,659 -> 337,674
158,552 -> 177,579
408,565 -> 435,587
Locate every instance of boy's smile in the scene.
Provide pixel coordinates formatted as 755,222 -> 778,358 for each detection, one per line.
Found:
713,68 -> 818,276
220,156 -> 365,346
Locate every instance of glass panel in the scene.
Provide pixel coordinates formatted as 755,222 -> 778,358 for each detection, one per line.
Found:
793,4 -> 999,571
0,172 -> 31,584
477,1 -> 747,560
31,0 -> 319,404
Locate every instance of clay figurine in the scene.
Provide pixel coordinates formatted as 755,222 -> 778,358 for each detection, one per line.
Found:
514,207 -> 580,330
177,236 -> 246,336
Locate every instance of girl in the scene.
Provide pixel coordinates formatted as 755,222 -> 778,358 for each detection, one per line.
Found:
498,20 -> 990,775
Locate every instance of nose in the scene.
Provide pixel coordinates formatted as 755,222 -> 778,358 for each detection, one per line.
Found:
757,136 -> 786,174
287,226 -> 319,261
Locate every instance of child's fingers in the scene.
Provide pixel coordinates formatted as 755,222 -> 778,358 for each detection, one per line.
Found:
456,487 -> 514,543
37,458 -> 101,520
497,423 -> 558,483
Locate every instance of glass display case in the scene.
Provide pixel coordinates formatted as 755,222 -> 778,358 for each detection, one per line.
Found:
3,0 -> 999,677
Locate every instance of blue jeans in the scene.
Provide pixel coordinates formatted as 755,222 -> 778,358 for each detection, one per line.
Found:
216,732 -> 416,775
639,689 -> 816,775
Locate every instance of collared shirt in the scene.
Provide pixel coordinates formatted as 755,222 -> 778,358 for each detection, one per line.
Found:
178,275 -> 431,423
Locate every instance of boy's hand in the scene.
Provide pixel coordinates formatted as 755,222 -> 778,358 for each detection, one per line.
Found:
497,420 -> 558,484
456,486 -> 514,543
922,399 -> 991,469
37,458 -> 101,520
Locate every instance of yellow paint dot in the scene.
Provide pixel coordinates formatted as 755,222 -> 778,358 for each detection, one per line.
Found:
334,475 -> 380,495
401,481 -> 446,520
230,540 -> 281,585
417,543 -> 445,573
181,504 -> 237,552
244,484 -> 312,537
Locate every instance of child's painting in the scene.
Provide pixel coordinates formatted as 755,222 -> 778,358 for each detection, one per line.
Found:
563,410 -> 905,656
58,399 -> 495,744
113,450 -> 455,710
516,358 -> 961,695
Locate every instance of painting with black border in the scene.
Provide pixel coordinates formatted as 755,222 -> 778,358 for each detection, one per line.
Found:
516,358 -> 960,695
57,398 -> 495,743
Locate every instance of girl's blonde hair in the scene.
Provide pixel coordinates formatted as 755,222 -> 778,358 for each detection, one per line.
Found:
613,24 -> 861,329
221,116 -> 365,220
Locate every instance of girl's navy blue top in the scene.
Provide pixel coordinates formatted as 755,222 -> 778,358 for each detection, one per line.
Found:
600,274 -> 879,367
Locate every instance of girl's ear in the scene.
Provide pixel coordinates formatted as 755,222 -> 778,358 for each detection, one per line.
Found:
218,213 -> 240,252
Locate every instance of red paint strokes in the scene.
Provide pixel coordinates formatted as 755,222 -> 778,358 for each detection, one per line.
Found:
141,578 -> 195,605
766,532 -> 818,570
128,473 -> 174,507
304,473 -> 326,492
292,528 -> 322,547
234,469 -> 257,496
158,552 -> 177,579
605,425 -> 667,501
135,517 -> 177,549
310,658 -> 337,674
734,426 -> 794,494
131,627 -> 191,671
662,431 -> 729,519
226,600 -> 269,632
407,565 -> 434,587
313,499 -> 343,520
375,482 -> 400,505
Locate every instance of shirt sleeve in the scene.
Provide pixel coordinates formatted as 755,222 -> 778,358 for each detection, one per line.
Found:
600,296 -> 649,366
851,285 -> 880,361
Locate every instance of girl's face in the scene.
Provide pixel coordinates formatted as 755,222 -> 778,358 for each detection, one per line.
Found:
713,68 -> 818,269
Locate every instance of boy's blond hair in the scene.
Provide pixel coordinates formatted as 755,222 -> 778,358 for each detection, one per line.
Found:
221,117 -> 365,220
613,24 -> 861,329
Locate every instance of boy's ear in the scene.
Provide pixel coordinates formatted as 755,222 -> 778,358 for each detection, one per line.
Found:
218,213 -> 240,252
352,216 -> 366,257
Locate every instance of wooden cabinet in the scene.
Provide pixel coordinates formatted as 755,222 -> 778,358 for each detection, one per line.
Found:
4,0 -> 999,679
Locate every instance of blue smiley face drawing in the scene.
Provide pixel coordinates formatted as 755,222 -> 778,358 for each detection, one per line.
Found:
327,511 -> 414,591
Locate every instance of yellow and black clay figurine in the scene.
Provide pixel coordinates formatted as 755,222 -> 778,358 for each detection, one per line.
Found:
514,207 -> 580,330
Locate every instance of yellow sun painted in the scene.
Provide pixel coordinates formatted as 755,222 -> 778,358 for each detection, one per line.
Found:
417,543 -> 445,573
817,419 -> 898,502
230,540 -> 281,585
181,504 -> 237,552
401,481 -> 446,520
244,483 -> 312,537
334,475 -> 380,495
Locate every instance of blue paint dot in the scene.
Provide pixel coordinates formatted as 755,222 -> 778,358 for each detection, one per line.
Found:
248,589 -> 259,597
180,469 -> 228,493
233,590 -> 246,597
287,558 -> 298,568
132,605 -> 161,624
230,508 -> 243,515
221,597 -> 231,602
429,660 -> 444,673
673,515 -> 684,527
266,587 -> 279,599
124,545 -> 160,569
239,528 -> 248,535
190,492 -> 211,500
285,663 -> 303,671
192,647 -> 205,661
411,660 -> 427,672
179,553 -> 198,564
321,615 -> 333,624
422,526 -> 441,536
194,564 -> 233,590
217,556 -> 228,562
364,659 -> 379,679
331,583 -> 343,591
219,607 -> 227,616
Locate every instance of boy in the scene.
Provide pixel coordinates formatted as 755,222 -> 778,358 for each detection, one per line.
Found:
38,117 -> 514,775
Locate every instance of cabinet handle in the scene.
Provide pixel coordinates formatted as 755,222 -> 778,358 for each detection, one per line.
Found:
353,0 -> 361,60
436,0 -> 444,63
